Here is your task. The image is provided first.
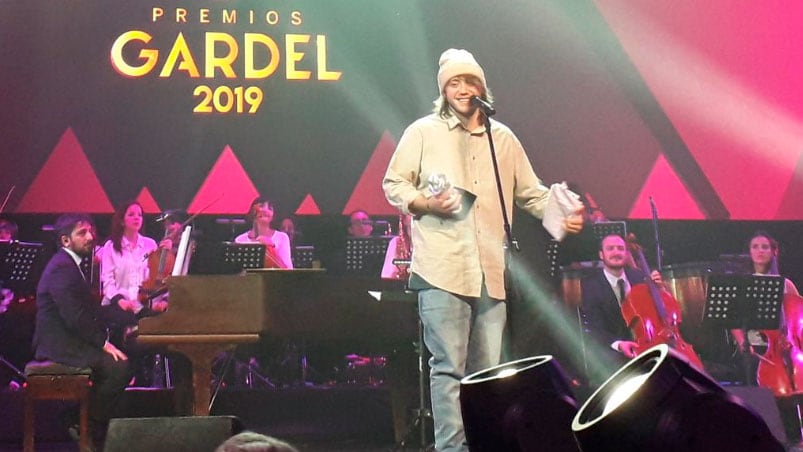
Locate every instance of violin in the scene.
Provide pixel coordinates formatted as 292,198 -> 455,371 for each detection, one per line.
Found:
141,227 -> 179,295
139,201 -> 217,303
620,234 -> 704,369
756,292 -> 803,396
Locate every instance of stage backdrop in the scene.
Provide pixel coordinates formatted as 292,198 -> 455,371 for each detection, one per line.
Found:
2,0 -> 802,220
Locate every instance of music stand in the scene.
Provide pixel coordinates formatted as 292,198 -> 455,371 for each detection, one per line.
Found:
223,243 -> 265,270
703,274 -> 785,330
345,237 -> 391,276
189,242 -> 266,275
592,221 -> 627,242
0,241 -> 46,383
704,274 -> 785,386
292,245 -> 315,269
0,241 -> 47,296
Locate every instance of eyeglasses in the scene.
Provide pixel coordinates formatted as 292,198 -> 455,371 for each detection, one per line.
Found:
351,220 -> 373,226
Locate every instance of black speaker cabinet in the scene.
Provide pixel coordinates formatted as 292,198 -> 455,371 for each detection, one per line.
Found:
105,416 -> 244,452
725,386 -> 787,445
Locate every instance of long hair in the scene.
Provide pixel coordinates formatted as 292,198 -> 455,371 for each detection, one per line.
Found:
749,230 -> 780,275
110,200 -> 143,254
432,74 -> 494,118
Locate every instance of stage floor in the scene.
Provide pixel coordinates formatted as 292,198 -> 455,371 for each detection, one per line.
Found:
0,383 -> 428,451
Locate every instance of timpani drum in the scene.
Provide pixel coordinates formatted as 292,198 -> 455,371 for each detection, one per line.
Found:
661,261 -> 721,330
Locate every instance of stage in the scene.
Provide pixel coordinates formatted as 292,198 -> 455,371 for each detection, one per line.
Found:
0,383 -> 418,451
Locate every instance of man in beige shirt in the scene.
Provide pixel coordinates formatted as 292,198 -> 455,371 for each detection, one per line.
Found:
383,48 -> 582,451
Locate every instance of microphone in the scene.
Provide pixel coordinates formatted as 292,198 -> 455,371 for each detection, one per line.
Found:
155,213 -> 169,223
470,96 -> 496,116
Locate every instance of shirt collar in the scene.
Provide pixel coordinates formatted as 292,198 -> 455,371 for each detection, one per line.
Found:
121,234 -> 143,250
603,267 -> 627,287
444,110 -> 487,135
62,247 -> 84,268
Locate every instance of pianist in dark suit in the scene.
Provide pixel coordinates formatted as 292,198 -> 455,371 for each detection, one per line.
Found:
33,213 -> 130,436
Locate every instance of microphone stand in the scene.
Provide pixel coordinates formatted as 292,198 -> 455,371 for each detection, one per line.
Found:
480,108 -> 522,323
481,110 -> 519,254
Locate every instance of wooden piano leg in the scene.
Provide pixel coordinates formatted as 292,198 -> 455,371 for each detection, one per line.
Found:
169,343 -> 235,416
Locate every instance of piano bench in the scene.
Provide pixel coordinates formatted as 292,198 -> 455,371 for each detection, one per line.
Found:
23,361 -> 92,452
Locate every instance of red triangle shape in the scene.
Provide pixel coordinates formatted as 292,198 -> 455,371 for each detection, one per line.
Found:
136,187 -> 161,214
295,194 -> 321,215
774,152 -> 803,219
187,145 -> 260,214
16,128 -> 114,213
342,131 -> 399,215
627,154 -> 705,219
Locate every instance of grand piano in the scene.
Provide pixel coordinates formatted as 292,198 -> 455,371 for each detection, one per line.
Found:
137,269 -> 417,416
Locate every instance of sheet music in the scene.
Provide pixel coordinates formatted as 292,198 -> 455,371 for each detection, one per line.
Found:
172,226 -> 192,276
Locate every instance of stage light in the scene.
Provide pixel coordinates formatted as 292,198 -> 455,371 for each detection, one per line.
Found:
571,344 -> 784,452
460,355 -> 580,452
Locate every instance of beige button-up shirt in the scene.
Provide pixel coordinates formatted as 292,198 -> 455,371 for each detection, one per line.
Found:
383,113 -> 550,300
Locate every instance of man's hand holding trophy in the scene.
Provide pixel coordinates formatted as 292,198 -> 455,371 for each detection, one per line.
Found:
427,173 -> 464,218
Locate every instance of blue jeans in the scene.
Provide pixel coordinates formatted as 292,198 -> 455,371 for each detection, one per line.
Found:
419,288 -> 507,452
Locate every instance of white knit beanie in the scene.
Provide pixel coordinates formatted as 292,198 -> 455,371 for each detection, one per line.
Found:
437,48 -> 487,94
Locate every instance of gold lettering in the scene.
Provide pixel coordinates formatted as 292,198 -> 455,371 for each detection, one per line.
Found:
285,34 -> 311,80
249,10 -> 255,24
316,35 -> 341,81
110,31 -> 159,77
176,8 -> 187,23
199,9 -> 210,24
152,8 -> 164,22
265,10 -> 279,25
160,32 -> 200,78
244,33 -> 280,79
222,9 -> 237,24
291,11 -> 302,26
205,32 -> 238,78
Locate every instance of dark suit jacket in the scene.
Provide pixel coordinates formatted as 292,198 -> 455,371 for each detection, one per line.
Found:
33,248 -> 107,368
579,267 -> 647,385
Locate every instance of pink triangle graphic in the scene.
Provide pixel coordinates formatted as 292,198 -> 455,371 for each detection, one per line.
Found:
187,146 -> 260,214
627,154 -> 705,219
774,152 -> 803,219
136,187 -> 161,214
16,128 -> 114,213
342,131 -> 399,216
295,194 -> 321,215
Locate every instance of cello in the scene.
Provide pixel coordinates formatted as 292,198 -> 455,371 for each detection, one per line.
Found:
620,234 -> 705,370
246,221 -> 289,269
756,292 -> 803,396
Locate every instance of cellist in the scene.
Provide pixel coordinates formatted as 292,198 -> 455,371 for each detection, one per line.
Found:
731,231 -> 800,385
235,197 -> 293,269
579,233 -> 665,388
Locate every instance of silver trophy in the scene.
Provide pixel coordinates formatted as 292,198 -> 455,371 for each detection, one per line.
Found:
427,173 -> 451,197
427,173 -> 464,215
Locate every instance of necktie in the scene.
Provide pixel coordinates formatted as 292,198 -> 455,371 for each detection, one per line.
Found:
617,278 -> 627,305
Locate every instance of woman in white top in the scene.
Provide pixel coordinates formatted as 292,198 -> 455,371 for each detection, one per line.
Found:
234,197 -> 293,269
101,201 -> 168,322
